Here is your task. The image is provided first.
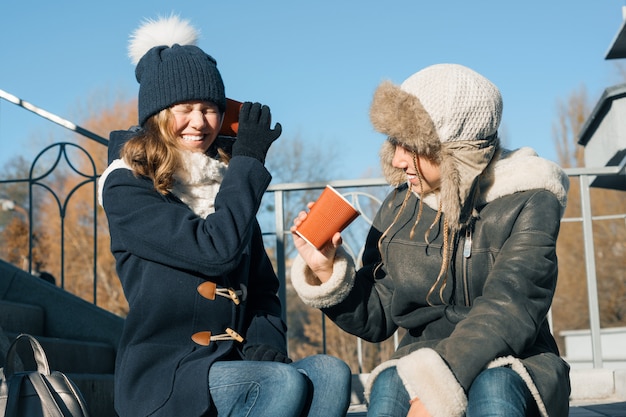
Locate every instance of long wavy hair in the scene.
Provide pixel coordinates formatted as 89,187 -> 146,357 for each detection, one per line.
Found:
375,150 -> 453,306
120,108 -> 230,195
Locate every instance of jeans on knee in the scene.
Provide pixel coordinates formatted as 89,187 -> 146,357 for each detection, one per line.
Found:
366,367 -> 410,417
467,366 -> 539,417
208,354 -> 351,417
293,354 -> 352,417
365,365 -> 539,417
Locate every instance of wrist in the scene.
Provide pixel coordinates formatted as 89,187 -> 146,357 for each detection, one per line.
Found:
311,266 -> 333,283
232,146 -> 265,164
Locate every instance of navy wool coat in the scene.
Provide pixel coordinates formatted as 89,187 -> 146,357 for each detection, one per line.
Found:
100,130 -> 287,417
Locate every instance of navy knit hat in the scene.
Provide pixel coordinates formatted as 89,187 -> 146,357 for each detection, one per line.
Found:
128,15 -> 226,126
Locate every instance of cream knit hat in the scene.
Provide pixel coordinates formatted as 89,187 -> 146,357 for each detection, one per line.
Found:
371,63 -> 503,230
400,64 -> 502,144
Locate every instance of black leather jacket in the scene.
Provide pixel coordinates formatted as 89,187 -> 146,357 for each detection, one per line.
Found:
292,183 -> 570,417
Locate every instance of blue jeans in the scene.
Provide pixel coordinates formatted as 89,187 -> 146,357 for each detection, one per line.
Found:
367,366 -> 538,417
466,367 -> 539,417
208,354 -> 351,417
366,367 -> 409,417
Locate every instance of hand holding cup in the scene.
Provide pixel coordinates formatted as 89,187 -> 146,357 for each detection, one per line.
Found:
291,186 -> 360,283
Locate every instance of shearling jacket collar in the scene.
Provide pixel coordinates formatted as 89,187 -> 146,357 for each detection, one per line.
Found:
419,146 -> 570,219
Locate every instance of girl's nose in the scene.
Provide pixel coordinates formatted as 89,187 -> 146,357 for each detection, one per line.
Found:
391,145 -> 408,169
189,110 -> 207,129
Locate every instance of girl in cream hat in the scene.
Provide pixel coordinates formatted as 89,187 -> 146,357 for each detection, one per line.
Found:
291,63 -> 570,417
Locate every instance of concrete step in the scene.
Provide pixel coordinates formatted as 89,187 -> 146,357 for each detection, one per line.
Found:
7,333 -> 116,375
1,300 -> 116,375
0,260 -> 124,348
0,299 -> 44,335
570,368 -> 626,406
68,373 -> 117,417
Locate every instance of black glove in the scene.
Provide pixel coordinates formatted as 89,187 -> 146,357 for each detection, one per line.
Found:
243,344 -> 292,363
232,102 -> 282,164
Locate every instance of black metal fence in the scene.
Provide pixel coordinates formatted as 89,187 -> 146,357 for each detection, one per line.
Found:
1,89 -> 625,370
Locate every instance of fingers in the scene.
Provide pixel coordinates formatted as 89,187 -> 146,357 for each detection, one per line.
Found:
258,103 -> 270,125
249,102 -> 262,121
241,102 -> 275,126
258,106 -> 281,139
320,232 -> 342,253
271,121 -> 282,138
239,102 -> 262,123
292,209 -> 309,228
290,211 -> 306,240
239,101 -> 252,120
331,232 -> 343,247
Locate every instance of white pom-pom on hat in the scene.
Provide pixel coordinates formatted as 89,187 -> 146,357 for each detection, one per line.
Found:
128,14 -> 199,65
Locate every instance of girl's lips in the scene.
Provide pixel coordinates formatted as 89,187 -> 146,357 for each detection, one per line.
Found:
181,134 -> 205,142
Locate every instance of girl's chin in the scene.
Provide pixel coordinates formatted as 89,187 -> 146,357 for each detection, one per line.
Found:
180,141 -> 209,153
409,183 -> 437,195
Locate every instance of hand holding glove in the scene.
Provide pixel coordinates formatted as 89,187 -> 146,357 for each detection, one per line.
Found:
232,102 -> 282,164
243,344 -> 292,363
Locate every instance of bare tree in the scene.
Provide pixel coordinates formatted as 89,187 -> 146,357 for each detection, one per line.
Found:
552,86 -> 588,169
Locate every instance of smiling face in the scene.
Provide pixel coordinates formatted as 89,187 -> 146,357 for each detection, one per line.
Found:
170,100 -> 223,153
391,144 -> 441,194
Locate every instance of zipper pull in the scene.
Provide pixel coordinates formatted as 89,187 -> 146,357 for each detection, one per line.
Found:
463,227 -> 472,258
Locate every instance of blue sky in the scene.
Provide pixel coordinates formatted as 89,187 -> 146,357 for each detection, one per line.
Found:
1,1 -> 625,180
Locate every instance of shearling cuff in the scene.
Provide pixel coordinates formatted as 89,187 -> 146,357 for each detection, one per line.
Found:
290,247 -> 355,308
396,348 -> 467,417
488,356 -> 549,417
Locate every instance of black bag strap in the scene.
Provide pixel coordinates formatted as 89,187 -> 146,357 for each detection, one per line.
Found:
5,334 -> 51,378
27,372 -> 65,417
5,374 -> 28,417
1,336 -> 34,417
0,372 -> 23,417
57,373 -> 89,417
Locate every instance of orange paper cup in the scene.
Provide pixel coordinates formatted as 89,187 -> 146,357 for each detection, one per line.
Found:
219,98 -> 243,137
295,185 -> 360,250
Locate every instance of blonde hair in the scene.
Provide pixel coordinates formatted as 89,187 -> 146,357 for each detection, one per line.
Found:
120,108 -> 230,195
375,151 -> 454,306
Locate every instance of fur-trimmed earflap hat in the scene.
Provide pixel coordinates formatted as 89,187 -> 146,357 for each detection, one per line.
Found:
128,15 -> 226,126
370,63 -> 503,230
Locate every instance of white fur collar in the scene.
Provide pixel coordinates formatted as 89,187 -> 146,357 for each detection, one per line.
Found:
97,151 -> 228,219
477,147 -> 569,213
419,147 -> 569,216
171,151 -> 228,218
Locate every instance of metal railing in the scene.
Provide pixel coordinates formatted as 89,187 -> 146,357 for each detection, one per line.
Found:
1,89 -> 625,371
559,162 -> 626,368
261,163 -> 626,371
